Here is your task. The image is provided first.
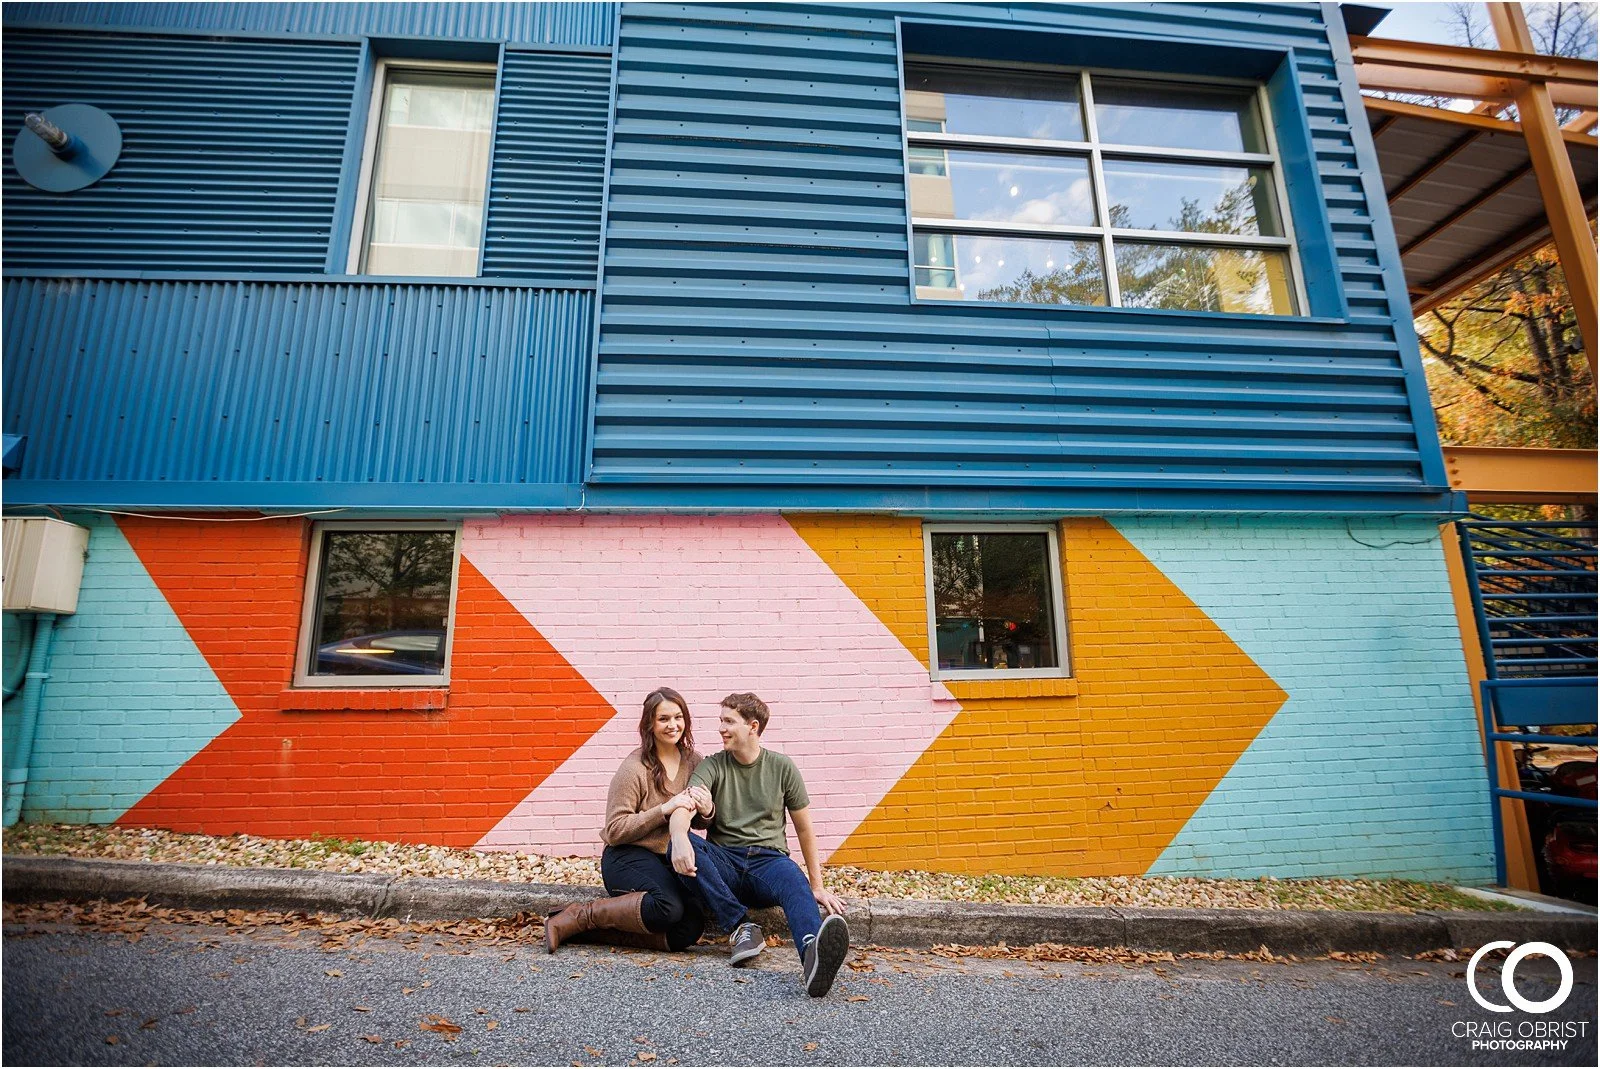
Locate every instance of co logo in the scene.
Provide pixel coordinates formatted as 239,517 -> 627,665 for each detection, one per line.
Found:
1466,941 -> 1574,1014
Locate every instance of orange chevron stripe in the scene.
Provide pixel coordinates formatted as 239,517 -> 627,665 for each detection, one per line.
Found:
796,515 -> 1286,876
117,517 -> 615,846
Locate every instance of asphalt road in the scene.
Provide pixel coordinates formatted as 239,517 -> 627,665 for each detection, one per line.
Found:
4,912 -> 1595,1066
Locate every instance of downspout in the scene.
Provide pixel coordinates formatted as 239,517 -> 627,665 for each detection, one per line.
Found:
3,613 -> 38,701
4,612 -> 59,826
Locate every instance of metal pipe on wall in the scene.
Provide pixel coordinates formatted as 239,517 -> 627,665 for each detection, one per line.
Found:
3,611 -> 59,826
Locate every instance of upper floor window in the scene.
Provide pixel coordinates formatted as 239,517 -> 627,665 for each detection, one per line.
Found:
350,61 -> 495,278
904,61 -> 1301,315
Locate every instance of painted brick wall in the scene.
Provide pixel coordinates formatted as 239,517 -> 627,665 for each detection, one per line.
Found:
1,515 -> 240,822
5,510 -> 1492,883
1118,516 -> 1493,882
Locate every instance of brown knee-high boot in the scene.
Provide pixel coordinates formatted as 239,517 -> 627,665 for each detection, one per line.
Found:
543,892 -> 667,952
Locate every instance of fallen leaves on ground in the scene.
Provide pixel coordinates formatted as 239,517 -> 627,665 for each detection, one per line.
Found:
802,1042 -> 819,1052
3,899 -> 544,948
362,1035 -> 383,1044
927,942 -> 1366,966
1,822 -> 1521,913
419,1014 -> 463,1040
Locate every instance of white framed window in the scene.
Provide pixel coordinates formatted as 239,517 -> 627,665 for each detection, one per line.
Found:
904,59 -> 1305,315
348,59 -> 496,278
294,522 -> 462,688
923,524 -> 1071,680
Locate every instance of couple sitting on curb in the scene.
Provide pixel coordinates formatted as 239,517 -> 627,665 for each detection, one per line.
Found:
543,688 -> 851,999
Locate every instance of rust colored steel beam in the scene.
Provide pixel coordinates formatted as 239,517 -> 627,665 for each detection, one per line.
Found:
1443,446 -> 1598,503
1356,65 -> 1595,108
1490,2 -> 1598,380
1351,35 -> 1599,85
1365,96 -> 1600,147
1564,110 -> 1598,133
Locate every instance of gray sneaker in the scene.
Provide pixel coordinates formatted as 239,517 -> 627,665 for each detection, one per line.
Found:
801,914 -> 850,997
728,921 -> 765,966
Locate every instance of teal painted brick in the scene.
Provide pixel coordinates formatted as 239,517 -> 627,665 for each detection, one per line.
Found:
1114,515 -> 1494,884
7,513 -> 238,823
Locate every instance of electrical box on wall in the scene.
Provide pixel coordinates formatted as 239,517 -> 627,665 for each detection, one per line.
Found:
2,518 -> 90,614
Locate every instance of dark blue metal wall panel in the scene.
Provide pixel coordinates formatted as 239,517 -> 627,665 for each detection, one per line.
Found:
3,31 -> 358,271
2,278 -> 591,497
482,52 -> 611,282
589,2 -> 1444,501
3,3 -> 618,48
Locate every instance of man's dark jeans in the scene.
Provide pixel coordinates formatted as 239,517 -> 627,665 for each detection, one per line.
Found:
672,834 -> 822,950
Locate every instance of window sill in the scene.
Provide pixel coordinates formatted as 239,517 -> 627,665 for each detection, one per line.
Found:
278,688 -> 449,713
906,292 -> 1341,326
937,677 -> 1079,700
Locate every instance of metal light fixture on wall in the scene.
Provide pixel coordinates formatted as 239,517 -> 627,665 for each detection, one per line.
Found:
12,104 -> 122,192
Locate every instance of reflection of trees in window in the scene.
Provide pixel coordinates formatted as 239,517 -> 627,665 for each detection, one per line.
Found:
932,533 -> 1057,670
975,252 -> 1107,306
317,531 -> 454,640
1111,186 -> 1271,313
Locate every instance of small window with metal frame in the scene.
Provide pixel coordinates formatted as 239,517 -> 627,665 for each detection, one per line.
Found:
904,60 -> 1303,315
348,60 -> 496,278
294,522 -> 461,688
923,524 -> 1071,680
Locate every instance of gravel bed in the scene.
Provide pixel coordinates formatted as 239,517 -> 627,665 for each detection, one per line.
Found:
2,823 -> 1516,914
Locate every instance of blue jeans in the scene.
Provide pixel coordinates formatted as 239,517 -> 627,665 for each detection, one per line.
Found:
671,834 -> 822,950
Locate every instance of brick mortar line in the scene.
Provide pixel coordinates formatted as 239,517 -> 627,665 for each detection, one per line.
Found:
2,857 -> 1592,954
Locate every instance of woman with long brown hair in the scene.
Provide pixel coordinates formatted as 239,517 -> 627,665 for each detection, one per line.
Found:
544,687 -> 707,951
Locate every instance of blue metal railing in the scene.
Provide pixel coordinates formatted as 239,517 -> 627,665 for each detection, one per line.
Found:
1458,519 -> 1597,887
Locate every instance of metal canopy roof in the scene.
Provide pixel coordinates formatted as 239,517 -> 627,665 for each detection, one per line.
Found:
1367,96 -> 1599,313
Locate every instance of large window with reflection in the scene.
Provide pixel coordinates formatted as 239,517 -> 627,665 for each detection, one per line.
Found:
295,523 -> 460,687
904,61 -> 1301,315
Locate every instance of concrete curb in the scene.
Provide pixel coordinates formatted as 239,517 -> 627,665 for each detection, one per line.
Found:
5,856 -> 1595,954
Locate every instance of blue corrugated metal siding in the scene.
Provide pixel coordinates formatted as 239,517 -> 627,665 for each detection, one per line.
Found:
3,31 -> 357,272
2,3 -> 617,48
1,278 -> 591,495
590,2 -> 1438,499
482,52 -> 611,282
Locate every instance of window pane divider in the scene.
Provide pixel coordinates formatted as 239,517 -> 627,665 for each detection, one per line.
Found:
907,131 -> 1095,156
1110,229 -> 1292,248
907,132 -> 1274,168
1080,70 -> 1120,307
1097,144 -> 1275,166
912,218 -> 1105,240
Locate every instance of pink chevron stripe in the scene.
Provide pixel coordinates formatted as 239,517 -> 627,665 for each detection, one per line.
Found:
463,514 -> 960,858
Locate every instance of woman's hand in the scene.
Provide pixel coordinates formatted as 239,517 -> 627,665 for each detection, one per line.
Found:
670,834 -> 697,877
658,791 -> 695,819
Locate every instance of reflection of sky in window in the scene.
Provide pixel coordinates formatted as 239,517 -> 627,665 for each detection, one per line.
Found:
904,66 -> 1084,142
920,152 -> 1095,226
1102,160 -> 1277,235
1093,83 -> 1262,152
934,234 -> 1103,300
937,95 -> 1082,141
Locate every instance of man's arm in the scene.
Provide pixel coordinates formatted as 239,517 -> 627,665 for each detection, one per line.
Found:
668,806 -> 698,876
788,806 -> 845,916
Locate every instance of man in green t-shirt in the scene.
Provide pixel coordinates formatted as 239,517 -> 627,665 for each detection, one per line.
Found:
668,692 -> 850,997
